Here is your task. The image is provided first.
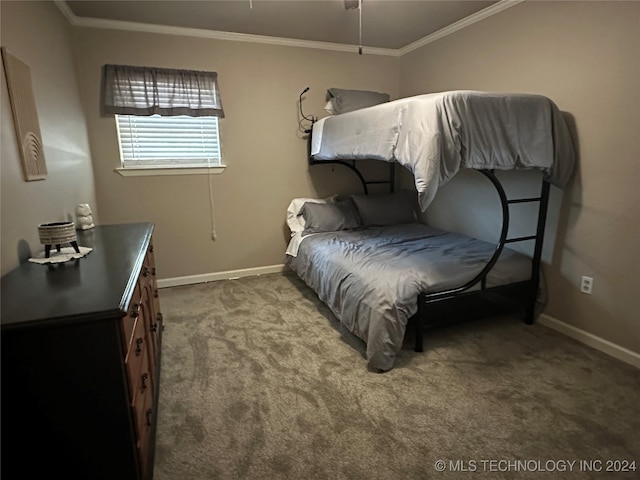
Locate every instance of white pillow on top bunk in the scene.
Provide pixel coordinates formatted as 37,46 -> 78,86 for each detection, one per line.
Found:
325,88 -> 390,115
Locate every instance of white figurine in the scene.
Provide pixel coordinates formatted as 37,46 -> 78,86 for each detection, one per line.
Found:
75,203 -> 95,230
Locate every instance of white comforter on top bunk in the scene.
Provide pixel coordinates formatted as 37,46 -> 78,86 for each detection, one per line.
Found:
311,90 -> 576,211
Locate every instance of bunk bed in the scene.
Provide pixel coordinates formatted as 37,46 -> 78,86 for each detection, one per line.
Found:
286,90 -> 576,371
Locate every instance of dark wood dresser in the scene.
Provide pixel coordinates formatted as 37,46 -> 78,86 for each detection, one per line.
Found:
1,223 -> 163,480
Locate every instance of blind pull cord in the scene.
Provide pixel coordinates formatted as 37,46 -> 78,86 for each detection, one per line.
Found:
359,0 -> 363,55
208,168 -> 217,241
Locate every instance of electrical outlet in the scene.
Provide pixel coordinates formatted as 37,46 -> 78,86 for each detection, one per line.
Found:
580,276 -> 594,295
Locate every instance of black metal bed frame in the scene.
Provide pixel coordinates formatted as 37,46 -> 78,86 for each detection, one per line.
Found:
309,148 -> 551,353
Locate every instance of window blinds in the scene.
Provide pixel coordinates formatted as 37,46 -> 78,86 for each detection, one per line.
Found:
116,114 -> 221,167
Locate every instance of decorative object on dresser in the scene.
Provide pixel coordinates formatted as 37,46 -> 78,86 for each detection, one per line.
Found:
75,203 -> 96,230
1,223 -> 163,480
37,220 -> 80,257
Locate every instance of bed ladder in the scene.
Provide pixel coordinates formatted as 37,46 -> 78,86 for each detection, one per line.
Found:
414,171 -> 551,352
503,178 -> 550,323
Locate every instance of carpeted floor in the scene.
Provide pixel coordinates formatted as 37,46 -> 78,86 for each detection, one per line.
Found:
153,272 -> 640,480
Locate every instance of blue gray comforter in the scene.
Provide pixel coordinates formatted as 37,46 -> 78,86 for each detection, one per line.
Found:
286,223 -> 532,371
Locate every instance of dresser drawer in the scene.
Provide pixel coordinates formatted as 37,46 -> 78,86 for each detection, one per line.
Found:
137,284 -> 157,364
131,344 -> 154,438
136,394 -> 154,480
133,385 -> 154,445
131,350 -> 154,407
125,313 -> 147,391
132,356 -> 154,479
139,244 -> 156,289
122,283 -> 143,353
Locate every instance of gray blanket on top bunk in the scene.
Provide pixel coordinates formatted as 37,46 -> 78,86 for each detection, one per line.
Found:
311,90 -> 576,210
285,223 -> 532,371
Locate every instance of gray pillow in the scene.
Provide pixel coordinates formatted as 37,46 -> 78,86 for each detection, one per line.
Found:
302,200 -> 362,235
326,88 -> 390,115
351,191 -> 416,226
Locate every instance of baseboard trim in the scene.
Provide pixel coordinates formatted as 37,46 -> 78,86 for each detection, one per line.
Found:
538,313 -> 640,369
157,264 -> 286,289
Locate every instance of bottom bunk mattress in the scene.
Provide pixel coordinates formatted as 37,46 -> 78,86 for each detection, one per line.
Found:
285,223 -> 532,371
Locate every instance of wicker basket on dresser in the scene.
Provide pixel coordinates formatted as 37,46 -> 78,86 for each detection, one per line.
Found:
1,223 -> 163,480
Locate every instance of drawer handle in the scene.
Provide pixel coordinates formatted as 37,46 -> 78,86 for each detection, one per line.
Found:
146,408 -> 153,426
135,337 -> 144,356
142,266 -> 150,277
154,289 -> 159,298
131,303 -> 140,319
150,313 -> 162,332
141,372 -> 149,392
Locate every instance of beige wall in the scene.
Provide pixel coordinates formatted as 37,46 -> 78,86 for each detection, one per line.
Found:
400,1 -> 640,354
0,1 -> 96,275
71,28 -> 398,280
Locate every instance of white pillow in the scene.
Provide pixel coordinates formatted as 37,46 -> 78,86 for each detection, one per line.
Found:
324,100 -> 335,115
325,88 -> 390,114
286,195 -> 337,235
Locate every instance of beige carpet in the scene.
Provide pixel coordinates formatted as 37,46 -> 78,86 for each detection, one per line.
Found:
153,272 -> 640,480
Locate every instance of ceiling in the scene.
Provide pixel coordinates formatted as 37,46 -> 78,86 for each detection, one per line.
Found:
63,0 -> 498,51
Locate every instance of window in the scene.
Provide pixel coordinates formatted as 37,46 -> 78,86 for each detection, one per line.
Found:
102,64 -> 224,174
115,114 -> 221,168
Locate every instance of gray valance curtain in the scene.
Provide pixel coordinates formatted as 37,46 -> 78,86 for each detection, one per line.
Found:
102,64 -> 224,117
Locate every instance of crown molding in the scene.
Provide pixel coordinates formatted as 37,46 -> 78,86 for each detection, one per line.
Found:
55,0 -> 522,58
53,1 -> 397,57
399,0 -> 525,56
54,0 -> 75,23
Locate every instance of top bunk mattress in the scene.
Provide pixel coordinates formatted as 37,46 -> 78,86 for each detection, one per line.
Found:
311,90 -> 576,211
